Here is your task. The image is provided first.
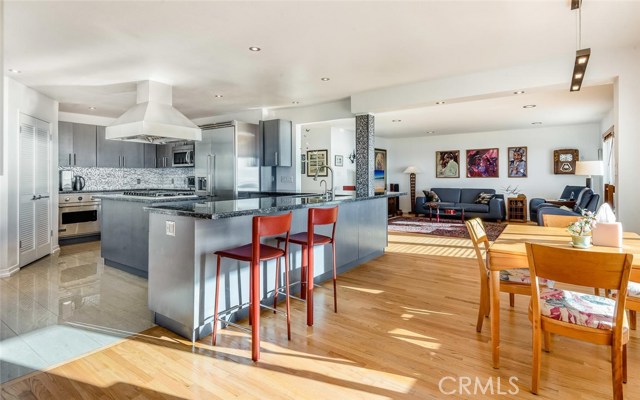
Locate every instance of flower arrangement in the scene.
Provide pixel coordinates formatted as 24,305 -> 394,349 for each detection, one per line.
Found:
567,210 -> 597,237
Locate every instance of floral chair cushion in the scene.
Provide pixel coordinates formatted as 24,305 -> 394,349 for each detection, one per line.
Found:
539,288 -> 617,330
500,269 -> 548,285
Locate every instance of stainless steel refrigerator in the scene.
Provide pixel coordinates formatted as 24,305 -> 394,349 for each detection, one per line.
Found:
195,121 -> 259,198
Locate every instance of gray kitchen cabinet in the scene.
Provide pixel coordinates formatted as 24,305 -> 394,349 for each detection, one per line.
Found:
156,143 -> 174,168
260,119 -> 292,166
144,144 -> 157,168
121,141 -> 144,168
97,126 -> 122,167
58,121 -> 74,166
58,122 -> 97,167
97,126 -> 144,168
72,123 -> 97,167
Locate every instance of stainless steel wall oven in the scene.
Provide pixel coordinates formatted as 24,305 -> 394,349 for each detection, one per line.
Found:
58,194 -> 101,238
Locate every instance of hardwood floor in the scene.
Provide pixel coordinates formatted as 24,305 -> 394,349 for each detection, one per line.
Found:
2,232 -> 639,399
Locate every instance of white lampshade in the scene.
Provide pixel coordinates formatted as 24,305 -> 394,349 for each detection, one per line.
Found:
403,166 -> 422,174
575,161 -> 604,176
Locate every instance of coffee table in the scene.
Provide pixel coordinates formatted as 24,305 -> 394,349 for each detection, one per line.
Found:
425,202 -> 465,222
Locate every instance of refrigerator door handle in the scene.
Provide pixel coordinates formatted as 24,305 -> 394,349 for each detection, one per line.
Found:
275,151 -> 278,166
212,154 -> 216,196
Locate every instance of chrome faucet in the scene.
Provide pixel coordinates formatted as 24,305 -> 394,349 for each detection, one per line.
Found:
320,179 -> 328,196
313,164 -> 335,200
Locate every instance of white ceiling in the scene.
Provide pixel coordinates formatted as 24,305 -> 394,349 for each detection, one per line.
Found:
5,1 -> 638,133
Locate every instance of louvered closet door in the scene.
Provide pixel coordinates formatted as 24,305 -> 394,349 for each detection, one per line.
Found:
19,114 -> 51,267
35,119 -> 51,259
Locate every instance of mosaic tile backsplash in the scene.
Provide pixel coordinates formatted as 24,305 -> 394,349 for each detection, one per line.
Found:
58,167 -> 195,191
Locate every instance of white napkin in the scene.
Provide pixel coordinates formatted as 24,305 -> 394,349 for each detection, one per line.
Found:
595,203 -> 616,223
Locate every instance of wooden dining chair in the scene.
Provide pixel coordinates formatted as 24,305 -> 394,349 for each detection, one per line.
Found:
541,214 -> 581,228
624,269 -> 639,330
465,218 -> 547,332
526,243 -> 633,399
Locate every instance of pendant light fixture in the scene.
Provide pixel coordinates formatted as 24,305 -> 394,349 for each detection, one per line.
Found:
570,0 -> 590,92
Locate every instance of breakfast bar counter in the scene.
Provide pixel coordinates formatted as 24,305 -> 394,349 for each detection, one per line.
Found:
144,193 -> 401,341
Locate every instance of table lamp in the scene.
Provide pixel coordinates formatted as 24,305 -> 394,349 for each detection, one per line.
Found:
575,161 -> 603,189
403,166 -> 421,214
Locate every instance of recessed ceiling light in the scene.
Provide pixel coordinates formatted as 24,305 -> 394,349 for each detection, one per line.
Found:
436,101 -> 445,105
513,90 -> 525,95
523,104 -> 536,109
8,69 -> 21,74
392,119 -> 401,123
574,72 -> 583,79
320,77 -> 330,81
214,94 -> 223,98
426,131 -> 435,134
89,106 -> 96,110
292,101 -> 300,104
249,46 -> 261,52
531,122 -> 543,125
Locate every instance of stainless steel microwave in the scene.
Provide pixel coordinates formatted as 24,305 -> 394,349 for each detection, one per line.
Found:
172,144 -> 194,167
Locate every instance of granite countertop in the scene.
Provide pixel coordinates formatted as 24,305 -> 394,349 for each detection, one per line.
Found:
59,188 -> 194,194
144,192 -> 406,220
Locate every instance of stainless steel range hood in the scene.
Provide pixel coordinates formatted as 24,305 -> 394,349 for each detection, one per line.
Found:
106,80 -> 202,144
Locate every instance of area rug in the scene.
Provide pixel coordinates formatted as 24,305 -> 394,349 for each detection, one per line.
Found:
388,217 -> 506,241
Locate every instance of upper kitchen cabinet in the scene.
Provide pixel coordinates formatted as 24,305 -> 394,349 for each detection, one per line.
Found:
97,126 -> 144,168
260,119 -> 292,167
58,122 -> 97,167
144,144 -> 157,168
156,143 -> 174,168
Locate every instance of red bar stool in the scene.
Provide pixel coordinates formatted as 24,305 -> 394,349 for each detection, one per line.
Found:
211,212 -> 292,362
276,207 -> 338,326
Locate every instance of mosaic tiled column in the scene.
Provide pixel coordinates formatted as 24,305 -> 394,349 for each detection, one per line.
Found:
355,114 -> 375,198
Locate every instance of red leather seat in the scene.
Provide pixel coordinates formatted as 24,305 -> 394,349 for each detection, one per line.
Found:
215,243 -> 285,262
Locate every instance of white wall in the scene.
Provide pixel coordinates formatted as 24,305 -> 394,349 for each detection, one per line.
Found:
384,123 -> 601,214
330,127 -> 356,192
300,126 -> 331,193
1,78 -> 59,276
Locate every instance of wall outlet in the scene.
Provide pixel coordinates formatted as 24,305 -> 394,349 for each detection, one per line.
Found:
137,178 -> 141,184
280,176 -> 293,183
165,221 -> 176,236
171,178 -> 175,184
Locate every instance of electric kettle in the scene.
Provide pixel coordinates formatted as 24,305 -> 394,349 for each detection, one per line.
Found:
72,175 -> 86,191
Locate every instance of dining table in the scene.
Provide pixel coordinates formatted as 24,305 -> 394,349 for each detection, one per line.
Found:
486,224 -> 640,369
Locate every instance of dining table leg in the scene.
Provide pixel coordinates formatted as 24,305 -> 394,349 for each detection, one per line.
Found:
490,270 -> 501,368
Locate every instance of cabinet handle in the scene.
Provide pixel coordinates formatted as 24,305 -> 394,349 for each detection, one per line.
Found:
275,152 -> 278,166
68,154 -> 72,166
118,156 -> 121,167
123,156 -> 126,168
74,153 -> 76,165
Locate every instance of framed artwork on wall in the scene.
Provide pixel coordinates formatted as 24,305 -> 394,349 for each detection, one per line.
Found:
334,154 -> 343,167
553,149 -> 579,174
307,150 -> 328,177
435,150 -> 460,178
507,146 -> 527,178
466,148 -> 499,178
374,148 -> 387,193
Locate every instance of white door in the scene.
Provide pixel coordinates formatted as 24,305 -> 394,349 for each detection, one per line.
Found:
19,114 -> 51,267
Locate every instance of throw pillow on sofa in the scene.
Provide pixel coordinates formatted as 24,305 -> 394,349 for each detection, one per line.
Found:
423,190 -> 441,203
474,192 -> 494,205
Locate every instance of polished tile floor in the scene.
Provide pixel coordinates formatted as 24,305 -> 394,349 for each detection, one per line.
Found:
0,241 -> 154,383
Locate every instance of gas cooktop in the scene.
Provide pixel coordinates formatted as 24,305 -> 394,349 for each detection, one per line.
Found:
122,190 -> 196,197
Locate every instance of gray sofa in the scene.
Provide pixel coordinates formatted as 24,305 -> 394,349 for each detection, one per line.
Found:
415,188 -> 506,221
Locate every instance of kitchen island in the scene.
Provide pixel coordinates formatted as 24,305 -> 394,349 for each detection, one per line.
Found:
95,192 -> 199,278
144,193 -> 402,341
